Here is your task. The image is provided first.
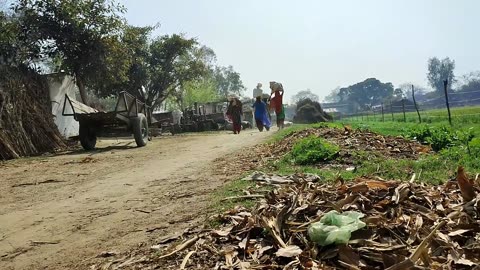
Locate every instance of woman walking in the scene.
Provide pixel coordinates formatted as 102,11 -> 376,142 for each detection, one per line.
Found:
252,96 -> 271,131
226,96 -> 243,134
269,81 -> 285,129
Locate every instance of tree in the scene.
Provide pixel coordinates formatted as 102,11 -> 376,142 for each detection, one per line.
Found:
109,31 -> 209,109
427,57 -> 455,93
456,71 -> 480,94
291,89 -> 319,104
214,65 -> 245,98
104,25 -> 157,99
171,45 -> 218,108
340,78 -> 394,109
145,34 -> 208,109
395,83 -> 429,101
181,77 -> 220,109
323,87 -> 341,102
92,22 -> 213,110
393,88 -> 404,100
0,6 -> 41,66
0,10 -> 18,65
15,0 -> 129,104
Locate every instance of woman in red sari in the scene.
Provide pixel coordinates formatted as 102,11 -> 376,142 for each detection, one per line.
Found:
269,81 -> 285,129
226,96 -> 243,134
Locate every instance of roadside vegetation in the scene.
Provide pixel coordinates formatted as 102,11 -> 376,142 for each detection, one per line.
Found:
211,106 -> 480,214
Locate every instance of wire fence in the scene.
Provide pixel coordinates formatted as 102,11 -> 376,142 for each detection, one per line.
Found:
323,83 -> 480,125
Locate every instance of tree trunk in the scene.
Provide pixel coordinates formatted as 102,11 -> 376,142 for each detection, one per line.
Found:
76,76 -> 88,104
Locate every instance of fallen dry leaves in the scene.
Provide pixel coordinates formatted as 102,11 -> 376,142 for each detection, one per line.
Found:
89,127 -> 479,270
92,171 -> 480,269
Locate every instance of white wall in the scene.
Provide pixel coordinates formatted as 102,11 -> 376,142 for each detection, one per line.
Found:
47,74 -> 79,138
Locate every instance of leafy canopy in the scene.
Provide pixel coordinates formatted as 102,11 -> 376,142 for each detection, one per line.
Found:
427,57 -> 455,93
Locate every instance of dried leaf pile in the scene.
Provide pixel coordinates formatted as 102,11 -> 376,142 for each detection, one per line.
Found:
217,127 -> 430,176
93,169 -> 480,269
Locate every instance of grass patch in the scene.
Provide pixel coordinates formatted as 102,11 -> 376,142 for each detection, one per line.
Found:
268,116 -> 480,184
268,122 -> 344,143
288,136 -> 339,165
268,124 -> 310,142
208,177 -> 273,228
271,152 -> 460,185
210,178 -> 258,212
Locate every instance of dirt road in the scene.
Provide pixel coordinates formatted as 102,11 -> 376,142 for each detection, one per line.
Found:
0,130 -> 272,270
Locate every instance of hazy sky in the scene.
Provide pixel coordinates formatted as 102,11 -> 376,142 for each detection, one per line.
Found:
119,0 -> 480,102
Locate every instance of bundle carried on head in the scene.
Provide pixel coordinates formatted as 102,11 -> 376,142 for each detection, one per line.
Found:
269,81 -> 283,92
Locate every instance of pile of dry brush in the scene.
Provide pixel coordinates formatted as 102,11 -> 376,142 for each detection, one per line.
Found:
0,66 -> 65,160
91,168 -> 480,269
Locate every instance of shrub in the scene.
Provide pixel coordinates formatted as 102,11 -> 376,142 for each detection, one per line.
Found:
407,125 -> 460,152
469,138 -> 480,156
290,136 -> 339,165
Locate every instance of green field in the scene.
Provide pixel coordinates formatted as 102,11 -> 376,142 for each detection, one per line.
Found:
346,105 -> 480,126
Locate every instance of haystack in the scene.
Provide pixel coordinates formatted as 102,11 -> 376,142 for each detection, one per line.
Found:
0,66 -> 66,160
293,98 -> 332,123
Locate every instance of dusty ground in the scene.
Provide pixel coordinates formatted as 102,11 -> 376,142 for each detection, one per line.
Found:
0,129 -> 272,270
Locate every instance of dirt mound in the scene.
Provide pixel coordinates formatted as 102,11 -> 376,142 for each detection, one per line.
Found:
293,99 -> 332,124
0,66 -> 66,160
92,170 -> 480,269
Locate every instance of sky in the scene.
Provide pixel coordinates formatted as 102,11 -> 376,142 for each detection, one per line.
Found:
119,0 -> 480,102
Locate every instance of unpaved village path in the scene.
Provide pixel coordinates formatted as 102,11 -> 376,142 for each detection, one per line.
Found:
0,130 -> 272,270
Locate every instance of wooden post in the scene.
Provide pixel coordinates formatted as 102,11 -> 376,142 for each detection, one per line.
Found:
381,103 -> 385,122
444,80 -> 452,126
412,85 -> 422,123
366,111 -> 369,121
373,108 -> 376,121
361,112 -> 364,121
402,99 -> 406,122
390,101 -> 394,121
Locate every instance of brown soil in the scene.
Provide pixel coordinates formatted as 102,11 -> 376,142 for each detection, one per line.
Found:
0,130 -> 272,270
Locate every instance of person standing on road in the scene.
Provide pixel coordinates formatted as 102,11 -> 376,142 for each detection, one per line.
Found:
252,96 -> 271,132
262,92 -> 272,123
253,83 -> 263,100
252,83 -> 263,128
226,96 -> 243,134
269,81 -> 285,129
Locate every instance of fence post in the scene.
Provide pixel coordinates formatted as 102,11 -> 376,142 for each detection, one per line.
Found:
443,80 -> 452,126
373,109 -> 376,121
366,111 -> 369,121
402,99 -> 406,122
390,101 -> 394,121
361,112 -> 364,121
412,85 -> 422,123
381,103 -> 385,122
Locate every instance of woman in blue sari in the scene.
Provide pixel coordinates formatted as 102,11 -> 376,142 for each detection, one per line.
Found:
252,96 -> 271,132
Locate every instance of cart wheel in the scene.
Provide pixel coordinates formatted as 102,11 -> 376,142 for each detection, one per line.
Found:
133,113 -> 148,147
198,122 -> 204,132
192,122 -> 198,132
79,122 -> 97,150
211,121 -> 219,131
